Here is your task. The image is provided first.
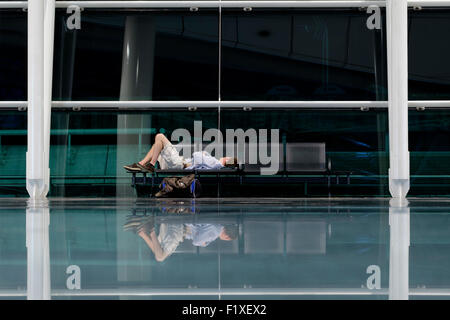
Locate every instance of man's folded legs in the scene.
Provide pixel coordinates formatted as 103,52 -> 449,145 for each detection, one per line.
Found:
123,162 -> 155,173
137,162 -> 155,173
124,133 -> 170,172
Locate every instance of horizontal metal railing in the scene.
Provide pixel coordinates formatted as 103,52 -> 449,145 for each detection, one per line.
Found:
0,287 -> 449,297
54,1 -> 390,8
2,101 -> 450,110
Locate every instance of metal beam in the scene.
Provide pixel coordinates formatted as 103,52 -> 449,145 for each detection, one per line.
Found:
4,100 -> 450,110
387,0 -> 410,199
26,0 -> 55,200
26,199 -> 51,300
46,100 -> 450,109
43,0 -> 56,197
49,100 -> 386,109
0,2 -> 27,9
409,1 -> 450,6
3,1 -> 450,9
389,198 -> 410,300
1,287 -> 450,297
54,1 -> 386,8
27,0 -> 47,199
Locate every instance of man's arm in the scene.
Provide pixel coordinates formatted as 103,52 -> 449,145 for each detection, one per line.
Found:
188,151 -> 222,170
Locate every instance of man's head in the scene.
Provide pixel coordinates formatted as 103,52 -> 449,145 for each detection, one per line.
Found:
219,157 -> 238,168
219,224 -> 239,241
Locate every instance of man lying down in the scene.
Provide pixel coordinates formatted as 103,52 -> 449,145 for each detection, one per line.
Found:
124,133 -> 237,172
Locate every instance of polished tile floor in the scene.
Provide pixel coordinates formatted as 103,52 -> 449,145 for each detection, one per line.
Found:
1,197 -> 450,300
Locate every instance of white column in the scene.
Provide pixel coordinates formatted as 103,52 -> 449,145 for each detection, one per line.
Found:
116,16 -> 156,287
388,198 -> 410,300
26,199 -> 51,300
27,0 -> 55,199
387,0 -> 410,198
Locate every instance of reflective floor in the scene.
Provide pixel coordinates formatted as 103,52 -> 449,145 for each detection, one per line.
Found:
1,197 -> 450,300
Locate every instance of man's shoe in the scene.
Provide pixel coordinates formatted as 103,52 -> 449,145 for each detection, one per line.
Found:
137,162 -> 155,173
123,216 -> 154,233
123,163 -> 142,172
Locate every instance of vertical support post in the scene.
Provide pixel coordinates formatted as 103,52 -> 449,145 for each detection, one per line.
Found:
27,0 -> 45,199
116,15 -> 155,198
116,16 -> 157,288
119,16 -> 156,101
389,198 -> 410,300
26,199 -> 51,300
27,0 -> 55,199
386,0 -> 410,198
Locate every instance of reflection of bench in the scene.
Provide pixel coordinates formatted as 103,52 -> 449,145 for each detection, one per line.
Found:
130,142 -> 352,196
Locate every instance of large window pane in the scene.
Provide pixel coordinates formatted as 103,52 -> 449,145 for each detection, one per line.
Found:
409,9 -> 450,100
0,11 -> 26,101
4,108 -> 448,197
220,109 -> 389,196
48,109 -> 218,197
53,9 -> 219,101
221,9 -> 386,101
409,110 -> 450,196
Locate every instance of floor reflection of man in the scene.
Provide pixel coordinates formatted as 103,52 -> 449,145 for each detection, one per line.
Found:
125,216 -> 238,262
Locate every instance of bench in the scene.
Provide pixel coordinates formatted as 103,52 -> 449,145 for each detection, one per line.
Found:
129,142 -> 352,196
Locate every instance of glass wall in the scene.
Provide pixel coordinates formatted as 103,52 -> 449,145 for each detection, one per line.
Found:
3,200 -> 450,299
49,109 -> 218,197
409,9 -> 450,100
0,11 -> 26,101
0,4 -> 450,197
408,9 -> 450,196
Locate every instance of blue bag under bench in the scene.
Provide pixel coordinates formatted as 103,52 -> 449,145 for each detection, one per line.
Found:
129,142 -> 352,194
